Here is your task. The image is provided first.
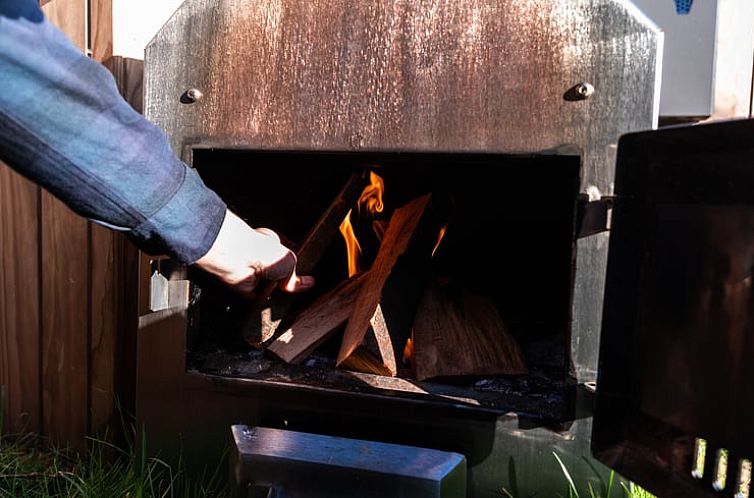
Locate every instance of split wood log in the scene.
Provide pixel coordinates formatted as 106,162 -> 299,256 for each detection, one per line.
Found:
266,273 -> 368,364
411,280 -> 527,381
337,193 -> 437,376
241,172 -> 367,345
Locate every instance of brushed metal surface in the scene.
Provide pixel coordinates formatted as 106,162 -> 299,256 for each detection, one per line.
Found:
145,0 -> 662,382
230,425 -> 466,498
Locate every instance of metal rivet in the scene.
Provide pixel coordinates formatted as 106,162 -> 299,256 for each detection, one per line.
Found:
576,82 -> 594,99
183,88 -> 204,103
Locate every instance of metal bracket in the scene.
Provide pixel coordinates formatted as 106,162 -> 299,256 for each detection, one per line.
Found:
576,194 -> 614,239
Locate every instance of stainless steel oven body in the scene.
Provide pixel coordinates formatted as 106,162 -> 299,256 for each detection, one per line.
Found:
138,1 -> 663,496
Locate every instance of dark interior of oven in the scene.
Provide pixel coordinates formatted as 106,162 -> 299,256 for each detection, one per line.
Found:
183,149 -> 581,419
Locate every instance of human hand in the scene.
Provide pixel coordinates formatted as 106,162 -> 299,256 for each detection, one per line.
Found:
194,210 -> 315,297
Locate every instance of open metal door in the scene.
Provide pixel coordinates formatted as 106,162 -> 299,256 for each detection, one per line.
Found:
594,119 -> 754,497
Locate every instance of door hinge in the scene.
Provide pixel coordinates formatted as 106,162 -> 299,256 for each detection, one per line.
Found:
576,194 -> 614,239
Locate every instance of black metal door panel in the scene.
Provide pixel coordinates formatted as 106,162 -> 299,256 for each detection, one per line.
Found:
594,119 -> 754,497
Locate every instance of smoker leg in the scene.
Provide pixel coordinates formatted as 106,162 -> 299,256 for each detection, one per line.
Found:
229,425 -> 467,498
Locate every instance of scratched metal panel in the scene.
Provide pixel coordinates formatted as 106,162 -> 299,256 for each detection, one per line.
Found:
145,0 -> 661,383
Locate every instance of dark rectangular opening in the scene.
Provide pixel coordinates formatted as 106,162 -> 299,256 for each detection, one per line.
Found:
183,149 -> 580,419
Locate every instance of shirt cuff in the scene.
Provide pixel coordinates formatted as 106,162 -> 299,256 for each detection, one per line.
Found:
130,162 -> 227,264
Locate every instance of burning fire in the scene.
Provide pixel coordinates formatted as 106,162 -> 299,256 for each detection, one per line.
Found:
358,171 -> 385,215
432,224 -> 448,257
339,209 -> 362,277
339,171 -> 386,276
402,336 -> 415,366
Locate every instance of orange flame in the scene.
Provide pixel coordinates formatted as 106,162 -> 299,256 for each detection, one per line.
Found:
339,172 -> 385,276
358,172 -> 385,215
402,336 -> 414,366
339,209 -> 362,277
431,224 -> 448,257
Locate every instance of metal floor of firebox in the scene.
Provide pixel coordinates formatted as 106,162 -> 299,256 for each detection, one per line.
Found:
189,338 -> 569,421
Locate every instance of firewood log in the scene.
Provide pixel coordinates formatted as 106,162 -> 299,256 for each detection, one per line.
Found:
412,279 -> 527,380
337,193 -> 438,376
267,273 -> 367,364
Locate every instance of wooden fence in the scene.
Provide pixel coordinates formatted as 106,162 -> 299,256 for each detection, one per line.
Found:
0,0 -> 140,452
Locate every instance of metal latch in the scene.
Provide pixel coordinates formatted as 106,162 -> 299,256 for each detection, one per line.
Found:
576,194 -> 614,239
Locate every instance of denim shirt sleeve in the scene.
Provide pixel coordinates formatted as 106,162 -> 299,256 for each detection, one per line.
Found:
0,7 -> 227,264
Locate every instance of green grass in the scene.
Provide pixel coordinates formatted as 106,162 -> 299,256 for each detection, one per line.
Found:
551,451 -> 657,498
620,482 -> 656,498
501,452 -> 658,498
0,430 -> 227,498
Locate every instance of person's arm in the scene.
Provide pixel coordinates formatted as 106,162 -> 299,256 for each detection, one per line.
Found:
0,5 -> 312,295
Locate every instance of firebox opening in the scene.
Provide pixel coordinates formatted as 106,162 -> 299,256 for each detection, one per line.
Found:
186,149 -> 580,418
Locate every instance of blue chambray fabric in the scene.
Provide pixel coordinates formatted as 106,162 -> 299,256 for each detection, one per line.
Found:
0,0 -> 42,21
0,0 -> 227,263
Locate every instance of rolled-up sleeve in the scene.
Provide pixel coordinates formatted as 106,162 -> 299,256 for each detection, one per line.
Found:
0,8 -> 226,263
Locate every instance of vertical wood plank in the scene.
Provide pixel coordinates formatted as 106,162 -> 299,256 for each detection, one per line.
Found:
88,0 -> 117,438
115,235 -> 140,434
89,0 -> 112,62
89,56 -> 142,439
0,165 -> 40,435
89,225 -> 117,435
110,59 -> 143,430
40,196 -> 89,449
41,0 -> 86,50
40,0 -> 89,451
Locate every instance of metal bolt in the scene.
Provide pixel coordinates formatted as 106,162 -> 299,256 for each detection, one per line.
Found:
575,82 -> 594,99
349,134 -> 364,150
184,88 -> 204,103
